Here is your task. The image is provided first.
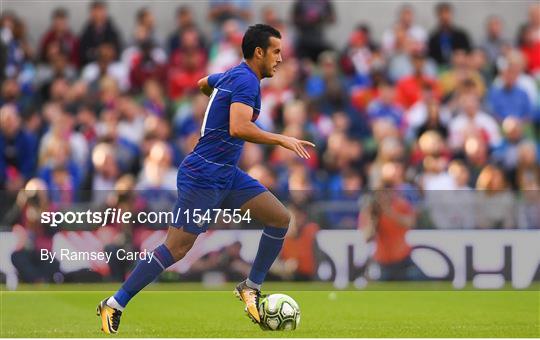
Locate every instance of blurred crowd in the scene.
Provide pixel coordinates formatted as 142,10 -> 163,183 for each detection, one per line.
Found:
0,1 -> 539,282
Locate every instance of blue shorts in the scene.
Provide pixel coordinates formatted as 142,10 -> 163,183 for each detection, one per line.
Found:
171,167 -> 267,234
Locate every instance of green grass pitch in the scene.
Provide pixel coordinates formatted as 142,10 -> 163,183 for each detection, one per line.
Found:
1,282 -> 538,337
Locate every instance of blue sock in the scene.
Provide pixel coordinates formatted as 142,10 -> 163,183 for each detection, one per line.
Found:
113,244 -> 175,307
248,226 -> 288,287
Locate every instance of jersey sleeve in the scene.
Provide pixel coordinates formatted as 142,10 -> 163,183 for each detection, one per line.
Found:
230,75 -> 259,108
208,73 -> 224,88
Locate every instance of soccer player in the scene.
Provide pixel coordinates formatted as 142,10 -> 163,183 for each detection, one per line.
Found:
97,24 -> 314,334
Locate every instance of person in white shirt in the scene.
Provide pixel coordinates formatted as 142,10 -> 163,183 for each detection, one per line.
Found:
81,42 -> 129,92
382,5 -> 427,55
449,92 -> 502,150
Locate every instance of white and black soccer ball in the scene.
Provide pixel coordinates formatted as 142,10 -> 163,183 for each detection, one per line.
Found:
258,293 -> 301,331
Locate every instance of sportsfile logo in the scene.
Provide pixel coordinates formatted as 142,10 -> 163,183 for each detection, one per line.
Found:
41,208 -> 149,227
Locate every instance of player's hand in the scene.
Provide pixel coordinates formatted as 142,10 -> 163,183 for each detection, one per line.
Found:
278,135 -> 315,159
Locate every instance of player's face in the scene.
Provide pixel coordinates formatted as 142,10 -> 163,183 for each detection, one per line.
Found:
262,37 -> 282,78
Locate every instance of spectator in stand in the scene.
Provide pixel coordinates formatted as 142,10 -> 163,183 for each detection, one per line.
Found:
167,5 -> 207,54
518,24 -> 540,76
121,12 -> 167,78
76,104 -> 98,145
39,105 -> 89,174
5,178 -> 62,283
1,12 -> 33,79
35,47 -> 77,101
0,104 -> 37,190
487,56 -> 532,121
516,4 -> 540,75
99,108 -> 140,171
496,50 -> 538,108
382,5 -> 427,55
463,136 -> 490,185
366,81 -> 404,130
279,204 -> 320,280
515,142 -> 540,228
438,49 -> 486,99
492,117 -> 527,183
286,158 -> 317,207
321,130 -> 363,178
98,174 -> 146,281
368,136 -> 404,189
469,47 -> 495,85
37,135 -> 81,204
415,99 -> 449,140
79,0 -> 122,67
132,7 -> 160,47
325,169 -> 363,228
239,143 -> 264,172
1,13 -> 35,107
0,38 -> 6,84
136,141 -> 177,213
291,0 -> 335,62
395,51 -> 441,110
360,161 -> 425,280
141,80 -> 170,118
449,91 -> 501,150
117,95 -> 146,145
0,78 -> 18,108
305,51 -> 348,114
208,19 -> 243,74
128,39 -> 167,93
168,27 -> 208,100
208,0 -> 252,41
448,160 -> 473,190
475,165 -> 517,229
81,42 -> 129,92
416,131 -> 453,188
428,2 -> 472,66
386,25 -> 438,83
340,24 -> 381,87
86,142 -> 120,204
39,8 -> 79,66
481,15 -> 510,65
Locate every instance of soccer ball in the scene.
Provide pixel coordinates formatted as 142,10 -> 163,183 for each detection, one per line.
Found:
258,293 -> 301,331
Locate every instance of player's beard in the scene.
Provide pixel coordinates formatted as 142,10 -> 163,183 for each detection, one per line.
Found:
264,63 -> 275,78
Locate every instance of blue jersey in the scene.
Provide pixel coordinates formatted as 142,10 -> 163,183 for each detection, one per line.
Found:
180,62 -> 261,187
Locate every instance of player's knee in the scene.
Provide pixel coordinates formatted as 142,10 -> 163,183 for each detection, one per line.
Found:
268,209 -> 291,229
166,244 -> 191,262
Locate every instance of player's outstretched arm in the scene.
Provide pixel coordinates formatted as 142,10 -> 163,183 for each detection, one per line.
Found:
230,102 -> 315,159
197,76 -> 214,97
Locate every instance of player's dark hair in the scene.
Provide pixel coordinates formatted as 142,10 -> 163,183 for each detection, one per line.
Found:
242,24 -> 281,59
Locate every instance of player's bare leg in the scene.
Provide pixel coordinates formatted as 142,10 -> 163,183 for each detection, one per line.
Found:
234,191 -> 290,323
163,226 -> 199,262
98,227 -> 197,334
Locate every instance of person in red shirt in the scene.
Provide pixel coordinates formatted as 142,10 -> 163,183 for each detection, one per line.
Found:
280,204 -> 320,281
360,161 -> 426,280
519,25 -> 540,75
167,27 -> 208,100
395,51 -> 440,109
39,8 -> 79,66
